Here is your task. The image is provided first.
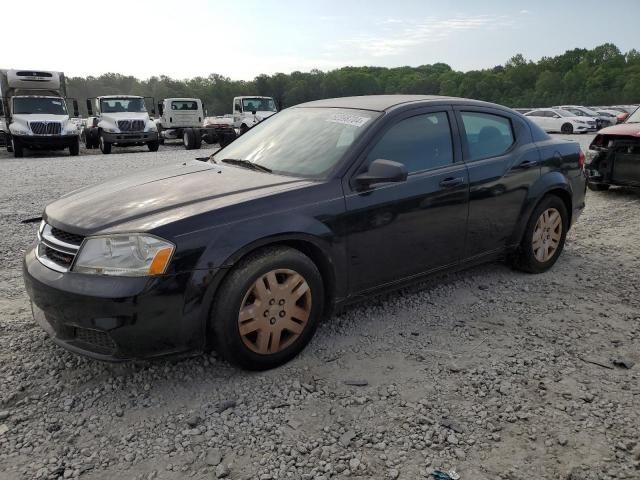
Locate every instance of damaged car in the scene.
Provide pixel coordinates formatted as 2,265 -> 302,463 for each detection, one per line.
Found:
586,107 -> 640,190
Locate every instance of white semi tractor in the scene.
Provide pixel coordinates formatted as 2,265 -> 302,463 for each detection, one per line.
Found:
0,69 -> 80,157
82,95 -> 159,154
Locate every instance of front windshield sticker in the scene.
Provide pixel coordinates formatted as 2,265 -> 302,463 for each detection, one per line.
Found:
326,113 -> 371,128
52,101 -> 62,105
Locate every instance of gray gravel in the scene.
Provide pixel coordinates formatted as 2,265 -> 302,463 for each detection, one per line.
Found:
1,135 -> 639,480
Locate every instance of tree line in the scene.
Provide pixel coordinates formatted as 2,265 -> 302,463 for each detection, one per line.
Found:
67,43 -> 640,116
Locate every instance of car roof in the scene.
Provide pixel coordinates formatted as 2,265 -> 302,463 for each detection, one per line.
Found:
295,94 -> 499,112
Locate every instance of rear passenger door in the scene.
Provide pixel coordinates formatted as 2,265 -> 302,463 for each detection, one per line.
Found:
454,107 -> 541,259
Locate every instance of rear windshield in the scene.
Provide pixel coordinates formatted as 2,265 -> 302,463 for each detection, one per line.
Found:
171,101 -> 198,110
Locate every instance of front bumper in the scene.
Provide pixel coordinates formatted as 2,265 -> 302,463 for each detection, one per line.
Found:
14,134 -> 78,148
102,131 -> 158,145
23,245 -> 206,361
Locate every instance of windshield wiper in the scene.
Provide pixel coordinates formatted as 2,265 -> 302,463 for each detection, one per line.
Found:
220,158 -> 272,173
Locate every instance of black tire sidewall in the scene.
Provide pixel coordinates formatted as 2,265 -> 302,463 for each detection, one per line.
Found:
518,195 -> 569,273
211,248 -> 325,370
561,123 -> 573,134
99,134 -> 111,154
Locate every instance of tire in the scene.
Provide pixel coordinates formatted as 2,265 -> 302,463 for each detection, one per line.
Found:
587,182 -> 610,191
147,140 -> 159,152
157,125 -> 164,145
561,123 -> 573,134
513,195 -> 568,274
203,131 -> 217,144
7,139 -> 14,153
84,129 -> 98,149
211,246 -> 325,370
99,134 -> 112,154
183,128 -> 195,150
240,124 -> 249,135
69,138 -> 80,156
12,138 -> 23,158
192,129 -> 202,149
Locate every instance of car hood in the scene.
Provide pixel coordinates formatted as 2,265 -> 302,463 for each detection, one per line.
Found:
597,123 -> 640,137
44,160 -> 313,235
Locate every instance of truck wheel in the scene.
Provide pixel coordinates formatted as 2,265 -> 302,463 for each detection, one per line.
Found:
203,131 -> 217,144
69,138 -> 80,156
193,129 -> 202,149
7,139 -> 14,153
183,128 -> 196,150
147,140 -> 159,152
157,125 -> 164,144
12,138 -> 24,158
99,134 -> 112,154
561,123 -> 573,134
240,124 -> 249,135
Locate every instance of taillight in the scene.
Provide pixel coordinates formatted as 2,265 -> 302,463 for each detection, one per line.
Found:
578,150 -> 585,169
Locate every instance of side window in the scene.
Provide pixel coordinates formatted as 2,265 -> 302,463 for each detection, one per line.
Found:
528,110 -> 542,117
365,112 -> 453,174
460,111 -> 515,162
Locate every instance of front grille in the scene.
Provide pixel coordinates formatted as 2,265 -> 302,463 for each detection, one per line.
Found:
37,224 -> 82,272
50,227 -> 84,246
74,327 -> 116,354
117,120 -> 145,132
42,245 -> 74,267
29,122 -> 62,135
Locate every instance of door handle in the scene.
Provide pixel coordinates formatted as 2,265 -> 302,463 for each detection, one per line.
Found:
515,160 -> 536,169
439,177 -> 464,188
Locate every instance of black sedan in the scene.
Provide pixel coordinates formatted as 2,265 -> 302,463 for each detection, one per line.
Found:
23,95 -> 587,369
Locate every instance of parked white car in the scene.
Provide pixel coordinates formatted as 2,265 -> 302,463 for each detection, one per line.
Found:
555,105 -> 612,129
524,108 -> 596,134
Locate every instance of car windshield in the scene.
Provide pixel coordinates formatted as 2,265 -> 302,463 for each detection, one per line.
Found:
171,101 -> 198,110
626,107 -> 640,123
13,97 -> 67,115
214,107 -> 380,177
101,98 -> 146,113
242,98 -> 276,112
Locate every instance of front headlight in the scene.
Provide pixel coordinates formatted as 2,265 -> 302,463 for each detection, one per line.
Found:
73,234 -> 174,276
574,120 -> 586,124
11,125 -> 31,135
103,126 -> 118,133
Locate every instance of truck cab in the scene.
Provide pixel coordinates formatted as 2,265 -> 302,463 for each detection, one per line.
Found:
232,96 -> 277,133
1,69 -> 80,157
83,95 -> 158,154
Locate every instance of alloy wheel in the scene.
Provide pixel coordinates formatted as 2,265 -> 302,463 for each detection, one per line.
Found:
532,207 -> 562,262
237,269 -> 312,355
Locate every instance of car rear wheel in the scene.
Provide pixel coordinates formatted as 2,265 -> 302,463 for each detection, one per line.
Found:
561,123 -> 573,134
147,140 -> 159,152
69,138 -> 80,156
513,195 -> 568,273
210,246 -> 324,370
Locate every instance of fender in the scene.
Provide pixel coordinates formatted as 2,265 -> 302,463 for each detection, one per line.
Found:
508,170 -> 573,247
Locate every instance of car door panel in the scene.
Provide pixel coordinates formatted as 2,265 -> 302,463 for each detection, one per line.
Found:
455,107 -> 541,259
342,107 -> 470,294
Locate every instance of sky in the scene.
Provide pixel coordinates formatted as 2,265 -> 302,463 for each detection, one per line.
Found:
4,0 -> 639,80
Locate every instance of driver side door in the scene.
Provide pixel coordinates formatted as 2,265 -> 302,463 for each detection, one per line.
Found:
343,107 -> 469,294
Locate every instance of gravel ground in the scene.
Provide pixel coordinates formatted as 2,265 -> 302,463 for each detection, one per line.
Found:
0,135 -> 639,480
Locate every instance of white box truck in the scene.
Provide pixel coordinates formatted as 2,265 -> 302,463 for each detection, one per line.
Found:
0,69 -> 80,157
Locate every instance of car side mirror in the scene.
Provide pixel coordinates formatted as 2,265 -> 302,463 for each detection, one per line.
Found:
354,159 -> 408,190
553,115 -> 560,119
72,99 -> 79,118
158,103 -> 163,116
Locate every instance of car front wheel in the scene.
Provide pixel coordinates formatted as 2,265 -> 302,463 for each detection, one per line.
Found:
513,195 -> 568,273
211,246 -> 324,370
